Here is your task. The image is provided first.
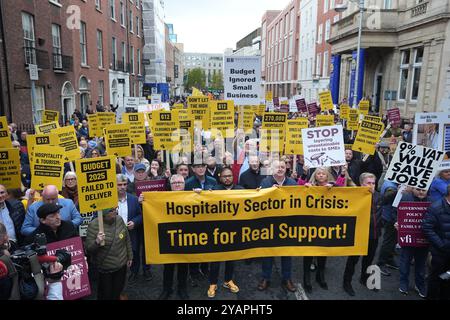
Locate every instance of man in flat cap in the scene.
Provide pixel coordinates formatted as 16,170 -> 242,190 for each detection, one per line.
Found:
24,203 -> 78,245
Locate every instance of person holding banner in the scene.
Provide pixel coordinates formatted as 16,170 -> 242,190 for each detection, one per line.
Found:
298,166 -> 346,293
342,173 -> 382,296
257,160 -> 297,293
85,207 -> 133,300
238,155 -> 265,190
207,167 -> 243,298
158,174 -> 189,300
395,188 -> 430,298
21,185 -> 82,236
422,184 -> 450,300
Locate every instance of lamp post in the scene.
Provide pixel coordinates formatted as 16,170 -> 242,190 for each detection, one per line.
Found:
335,0 -> 365,108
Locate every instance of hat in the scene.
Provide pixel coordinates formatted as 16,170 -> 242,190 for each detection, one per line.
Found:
378,141 -> 389,148
37,203 -> 62,219
134,163 -> 146,172
102,208 -> 116,215
88,140 -> 97,149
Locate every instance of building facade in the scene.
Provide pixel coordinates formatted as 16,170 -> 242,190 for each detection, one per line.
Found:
232,28 -> 262,57
329,0 -> 450,117
262,1 -> 300,98
184,53 -> 223,88
0,0 -> 144,126
173,43 -> 184,96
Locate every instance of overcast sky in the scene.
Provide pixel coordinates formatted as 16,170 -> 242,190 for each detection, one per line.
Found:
164,0 -> 289,53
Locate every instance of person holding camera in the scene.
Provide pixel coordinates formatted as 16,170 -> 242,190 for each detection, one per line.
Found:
423,184 -> 450,300
85,207 -> 133,300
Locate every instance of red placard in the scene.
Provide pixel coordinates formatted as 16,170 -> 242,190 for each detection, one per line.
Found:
387,108 -> 401,126
135,179 -> 167,197
397,202 -> 430,247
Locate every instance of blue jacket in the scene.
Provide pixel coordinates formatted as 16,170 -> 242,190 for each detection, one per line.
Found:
422,198 -> 450,256
428,177 -> 450,203
380,180 -> 398,222
260,176 -> 297,188
21,198 -> 82,236
185,175 -> 217,191
125,193 -> 143,252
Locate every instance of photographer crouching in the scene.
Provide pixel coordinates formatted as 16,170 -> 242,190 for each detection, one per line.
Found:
1,203 -> 74,300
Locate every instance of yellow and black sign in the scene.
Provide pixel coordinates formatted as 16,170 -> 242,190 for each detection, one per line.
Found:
188,97 -> 210,130
352,120 -> 385,155
87,114 -> 100,137
123,113 -> 146,145
30,145 -> 66,191
104,123 -> 131,157
26,133 -> 58,163
0,148 -> 21,189
35,121 -> 60,134
359,100 -> 370,115
340,104 -> 350,120
42,110 -> 60,124
363,115 -> 382,124
260,113 -> 287,152
210,100 -> 235,138
0,116 -> 12,148
237,106 -> 255,134
151,110 -> 180,151
177,110 -> 194,153
76,156 -> 118,213
285,118 -> 309,155
51,126 -> 80,162
316,115 -> 335,127
172,103 -> 184,110
319,91 -> 333,111
143,186 -> 371,264
347,109 -> 360,131
265,91 -> 273,101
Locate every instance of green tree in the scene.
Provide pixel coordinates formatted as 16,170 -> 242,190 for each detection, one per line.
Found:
210,70 -> 224,90
184,68 -> 206,92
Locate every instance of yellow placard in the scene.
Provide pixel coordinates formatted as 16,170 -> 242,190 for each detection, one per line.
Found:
285,118 -> 309,155
143,186 -> 371,264
76,156 -> 118,213
42,110 -> 60,124
210,100 -> 235,138
172,103 -> 184,110
237,106 -> 255,134
151,110 -> 180,151
265,91 -> 273,101
315,115 -> 335,127
0,116 -> 12,148
359,100 -> 370,115
87,114 -> 99,137
104,123 -> 131,157
123,113 -> 147,145
340,104 -> 350,120
352,120 -> 385,155
319,91 -> 333,111
0,148 -> 21,189
35,121 -> 60,134
192,87 -> 204,97
30,145 -> 66,191
363,115 -> 382,123
178,116 -> 194,153
188,97 -> 210,131
98,112 -> 116,127
26,133 -> 58,163
51,126 -> 80,162
347,109 -> 360,131
260,113 -> 287,152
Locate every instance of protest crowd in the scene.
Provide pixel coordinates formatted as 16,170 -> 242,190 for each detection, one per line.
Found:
1,92 -> 450,301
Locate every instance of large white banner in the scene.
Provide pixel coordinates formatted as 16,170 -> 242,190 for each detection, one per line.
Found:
302,125 -> 346,168
224,56 -> 261,106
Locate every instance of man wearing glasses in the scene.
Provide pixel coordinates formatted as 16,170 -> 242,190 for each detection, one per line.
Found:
21,185 -> 82,236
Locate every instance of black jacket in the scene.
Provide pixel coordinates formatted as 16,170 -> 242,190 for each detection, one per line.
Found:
347,158 -> 362,186
24,220 -> 78,245
423,198 -> 450,256
238,168 -> 265,189
369,191 -> 382,240
213,184 -> 244,190
5,200 -> 26,246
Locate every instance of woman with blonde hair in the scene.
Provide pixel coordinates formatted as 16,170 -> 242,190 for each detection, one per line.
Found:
61,171 -> 79,208
297,165 -> 346,293
133,145 -> 150,173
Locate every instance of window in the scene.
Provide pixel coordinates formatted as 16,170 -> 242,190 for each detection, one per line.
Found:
80,22 -> 87,65
121,42 -> 126,70
290,10 -> 295,31
384,0 -> 392,9
97,30 -> 103,68
316,53 -> 322,76
137,48 -> 141,74
398,50 -> 410,100
112,37 -> 117,69
285,14 -> 289,35
410,47 -> 423,101
136,16 -> 140,35
98,80 -> 104,105
130,46 -> 135,74
323,51 -> 329,77
129,10 -> 133,32
52,24 -> 62,69
110,0 -> 115,20
34,86 -> 45,124
120,1 -> 125,26
95,0 -> 101,10
324,0 -> 329,13
325,19 -> 331,41
317,24 -> 323,44
22,12 -> 36,65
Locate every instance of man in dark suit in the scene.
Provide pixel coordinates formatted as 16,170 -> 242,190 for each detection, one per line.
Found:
116,174 -> 147,283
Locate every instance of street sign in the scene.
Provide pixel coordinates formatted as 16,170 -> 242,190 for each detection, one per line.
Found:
29,64 -> 39,81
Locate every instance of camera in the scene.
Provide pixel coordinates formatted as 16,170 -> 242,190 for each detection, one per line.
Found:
439,270 -> 450,281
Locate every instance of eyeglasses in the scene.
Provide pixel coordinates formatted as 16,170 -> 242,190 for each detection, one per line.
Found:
171,181 -> 184,185
65,178 -> 76,181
